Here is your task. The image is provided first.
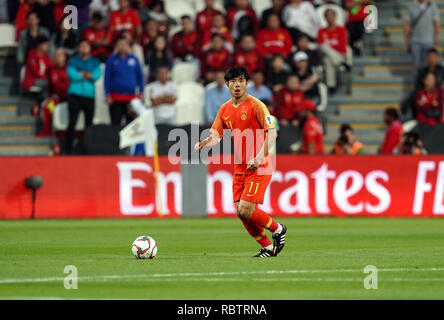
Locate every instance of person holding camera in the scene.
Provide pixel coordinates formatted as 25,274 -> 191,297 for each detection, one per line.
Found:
330,123 -> 364,155
396,132 -> 427,155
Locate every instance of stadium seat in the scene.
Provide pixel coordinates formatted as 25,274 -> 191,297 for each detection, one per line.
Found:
171,62 -> 200,83
93,63 -> 111,125
52,101 -> 85,131
175,82 -> 205,125
0,24 -> 16,48
251,0 -> 272,17
165,0 -> 196,22
316,5 -> 346,27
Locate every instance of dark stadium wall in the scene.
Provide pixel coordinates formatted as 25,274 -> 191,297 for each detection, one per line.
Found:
1,156 -> 444,219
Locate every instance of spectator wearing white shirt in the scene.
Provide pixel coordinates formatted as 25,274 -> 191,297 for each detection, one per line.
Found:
89,0 -> 119,24
282,0 -> 321,42
204,70 -> 231,125
148,66 -> 178,124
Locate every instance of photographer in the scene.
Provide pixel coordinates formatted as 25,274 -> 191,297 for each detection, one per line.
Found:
330,123 -> 364,155
396,132 -> 427,155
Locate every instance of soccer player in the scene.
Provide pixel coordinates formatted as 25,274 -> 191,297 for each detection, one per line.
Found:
194,66 -> 287,258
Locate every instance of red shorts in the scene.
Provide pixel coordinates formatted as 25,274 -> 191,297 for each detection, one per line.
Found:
232,172 -> 272,204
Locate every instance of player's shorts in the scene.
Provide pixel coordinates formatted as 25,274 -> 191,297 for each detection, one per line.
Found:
232,172 -> 272,204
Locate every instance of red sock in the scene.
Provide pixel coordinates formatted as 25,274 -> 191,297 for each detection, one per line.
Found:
249,207 -> 279,233
241,219 -> 272,248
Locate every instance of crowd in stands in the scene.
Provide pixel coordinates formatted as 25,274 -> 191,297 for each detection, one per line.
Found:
8,0 -> 378,155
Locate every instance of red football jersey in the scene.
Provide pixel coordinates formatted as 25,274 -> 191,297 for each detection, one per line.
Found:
196,8 -> 222,34
21,49 -> 53,90
381,120 -> 403,154
257,28 -> 293,58
109,8 -> 141,41
415,89 -> 442,125
211,95 -> 276,174
171,31 -> 199,58
201,48 -> 231,75
273,88 -> 306,120
48,65 -> 69,99
302,115 -> 324,154
234,49 -> 262,73
82,26 -> 112,58
317,26 -> 348,55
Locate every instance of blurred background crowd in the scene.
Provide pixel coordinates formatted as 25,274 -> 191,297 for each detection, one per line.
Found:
0,0 -> 443,156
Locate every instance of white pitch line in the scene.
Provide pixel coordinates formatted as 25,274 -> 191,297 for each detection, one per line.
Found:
1,267 -> 444,284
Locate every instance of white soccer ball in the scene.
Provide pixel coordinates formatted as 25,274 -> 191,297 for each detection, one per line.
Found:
131,235 -> 158,259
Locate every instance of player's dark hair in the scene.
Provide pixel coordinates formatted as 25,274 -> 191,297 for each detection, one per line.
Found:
224,66 -> 250,82
181,15 -> 191,21
340,123 -> 353,135
385,107 -> 400,120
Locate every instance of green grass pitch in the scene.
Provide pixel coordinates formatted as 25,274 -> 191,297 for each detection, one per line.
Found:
1,217 -> 444,300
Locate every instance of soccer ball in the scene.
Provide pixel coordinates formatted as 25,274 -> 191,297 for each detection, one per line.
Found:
131,235 -> 158,259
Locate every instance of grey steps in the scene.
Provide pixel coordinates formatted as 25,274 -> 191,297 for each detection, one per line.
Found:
0,149 -> 50,156
353,56 -> 413,65
328,114 -> 383,124
0,136 -> 51,145
0,116 -> 35,126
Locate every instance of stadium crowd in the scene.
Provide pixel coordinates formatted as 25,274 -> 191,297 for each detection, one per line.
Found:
8,0 -> 434,156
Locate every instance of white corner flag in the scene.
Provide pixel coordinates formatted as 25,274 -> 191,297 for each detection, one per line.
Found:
119,99 -> 163,216
119,102 -> 156,156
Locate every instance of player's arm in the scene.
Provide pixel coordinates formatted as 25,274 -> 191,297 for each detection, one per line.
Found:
247,128 -> 277,170
194,106 -> 224,151
246,102 -> 277,170
194,133 -> 221,151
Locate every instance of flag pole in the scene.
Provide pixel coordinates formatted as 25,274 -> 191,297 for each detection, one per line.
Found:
152,138 -> 163,217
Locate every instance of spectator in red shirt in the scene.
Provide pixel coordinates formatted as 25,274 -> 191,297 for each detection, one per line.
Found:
38,48 -> 69,136
15,0 -> 34,42
318,9 -> 349,91
140,18 -> 159,54
171,15 -> 199,62
200,33 -> 232,83
226,0 -> 259,41
299,100 -> 323,154
381,107 -> 404,154
415,73 -> 442,125
200,12 -> 233,53
109,0 -> 142,41
257,13 -> 293,60
21,35 -> 53,93
234,34 -> 262,74
196,0 -> 222,35
82,11 -> 112,63
49,48 -> 69,101
273,74 -> 306,127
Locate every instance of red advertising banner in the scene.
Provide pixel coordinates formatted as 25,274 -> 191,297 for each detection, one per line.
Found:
0,155 -> 443,219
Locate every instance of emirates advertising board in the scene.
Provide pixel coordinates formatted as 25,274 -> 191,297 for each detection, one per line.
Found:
1,156 -> 444,219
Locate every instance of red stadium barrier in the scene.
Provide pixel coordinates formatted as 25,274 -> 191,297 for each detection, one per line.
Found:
1,156 -> 444,219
